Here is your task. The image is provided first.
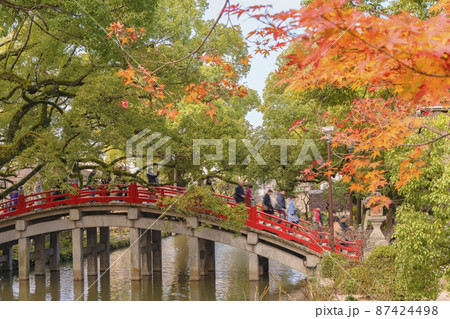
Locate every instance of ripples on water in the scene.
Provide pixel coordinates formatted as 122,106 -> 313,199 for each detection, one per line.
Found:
0,235 -> 306,301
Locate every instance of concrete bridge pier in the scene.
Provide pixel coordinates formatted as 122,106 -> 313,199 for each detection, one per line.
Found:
247,232 -> 268,281
205,240 -> 215,273
130,227 -> 141,281
248,252 -> 260,281
141,229 -> 152,276
72,228 -> 84,281
33,234 -> 46,276
15,220 -> 30,280
86,227 -> 98,276
31,233 -> 60,276
187,217 -> 215,280
189,237 -> 215,280
189,236 -> 203,280
99,227 -> 110,273
151,230 -> 162,273
140,229 -> 162,277
18,237 -> 30,281
70,208 -> 84,281
0,244 -> 13,272
49,232 -> 60,272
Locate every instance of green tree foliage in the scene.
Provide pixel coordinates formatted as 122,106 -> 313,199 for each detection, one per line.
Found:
387,114 -> 450,300
0,0 -> 256,197
158,186 -> 248,233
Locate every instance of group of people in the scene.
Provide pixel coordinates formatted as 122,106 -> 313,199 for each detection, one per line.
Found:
312,204 -> 353,243
232,180 -> 300,225
229,180 -> 354,240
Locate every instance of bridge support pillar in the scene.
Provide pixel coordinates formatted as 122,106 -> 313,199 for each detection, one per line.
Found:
248,252 -> 259,281
34,234 -> 46,276
152,230 -> 162,273
205,240 -> 215,273
0,244 -> 13,272
141,230 -> 152,276
189,236 -> 207,281
99,227 -> 110,273
258,256 -> 269,277
18,237 -> 30,280
72,228 -> 84,281
306,255 -> 319,279
130,227 -> 141,281
141,229 -> 162,276
199,238 -> 208,276
49,232 -> 60,272
86,227 -> 98,276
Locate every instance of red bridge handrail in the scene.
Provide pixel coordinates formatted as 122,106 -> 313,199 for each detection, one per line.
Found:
0,183 -> 363,260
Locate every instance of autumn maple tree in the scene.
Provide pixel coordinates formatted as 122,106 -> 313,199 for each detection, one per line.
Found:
228,0 -> 449,213
106,6 -> 250,122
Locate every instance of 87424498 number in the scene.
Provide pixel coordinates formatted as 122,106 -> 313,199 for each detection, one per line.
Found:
375,306 -> 438,316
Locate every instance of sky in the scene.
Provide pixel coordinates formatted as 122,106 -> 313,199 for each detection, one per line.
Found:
204,0 -> 298,127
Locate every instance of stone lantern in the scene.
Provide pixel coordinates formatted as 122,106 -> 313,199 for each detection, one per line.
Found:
363,191 -> 388,253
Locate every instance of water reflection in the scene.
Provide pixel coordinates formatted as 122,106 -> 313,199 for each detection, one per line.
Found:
0,235 -> 306,301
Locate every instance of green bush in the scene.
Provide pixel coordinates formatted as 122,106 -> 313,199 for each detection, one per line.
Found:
318,246 -> 410,300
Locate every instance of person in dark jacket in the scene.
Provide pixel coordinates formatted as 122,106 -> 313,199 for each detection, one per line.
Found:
275,189 -> 287,221
87,170 -> 96,198
204,176 -> 214,193
8,190 -> 19,212
147,167 -> 160,184
263,189 -> 274,215
234,180 -> 245,204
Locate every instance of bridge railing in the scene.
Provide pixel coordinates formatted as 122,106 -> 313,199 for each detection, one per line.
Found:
0,183 -> 363,260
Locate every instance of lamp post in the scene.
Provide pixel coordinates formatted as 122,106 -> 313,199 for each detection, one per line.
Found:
322,126 -> 335,253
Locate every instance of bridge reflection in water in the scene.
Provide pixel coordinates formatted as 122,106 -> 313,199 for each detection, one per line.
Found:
0,235 -> 306,301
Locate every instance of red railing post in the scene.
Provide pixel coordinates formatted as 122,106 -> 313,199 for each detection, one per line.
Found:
71,183 -> 79,205
100,184 -> 107,198
248,205 -> 257,228
17,193 -> 25,215
129,182 -> 137,202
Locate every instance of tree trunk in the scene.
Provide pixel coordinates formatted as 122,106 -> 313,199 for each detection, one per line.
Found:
356,197 -> 362,226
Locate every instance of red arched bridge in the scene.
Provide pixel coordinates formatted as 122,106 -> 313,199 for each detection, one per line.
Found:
0,183 -> 363,282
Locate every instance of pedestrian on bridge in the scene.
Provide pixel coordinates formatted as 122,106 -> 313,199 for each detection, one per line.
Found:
204,176 -> 214,193
244,184 -> 253,207
147,167 -> 160,184
234,180 -> 245,204
313,205 -> 324,230
275,189 -> 287,222
7,189 -> 18,212
262,189 -> 274,215
287,195 -> 299,226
